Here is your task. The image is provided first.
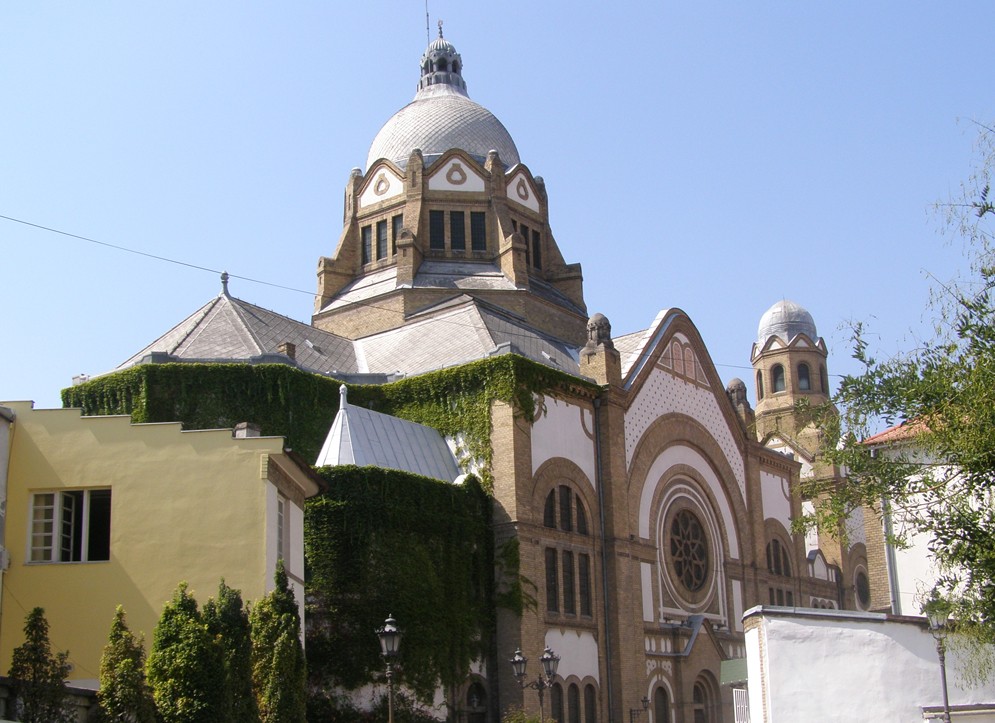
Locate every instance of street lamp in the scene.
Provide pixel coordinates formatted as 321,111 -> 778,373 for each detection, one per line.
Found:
629,696 -> 650,723
510,646 -> 560,723
378,614 -> 402,723
925,602 -> 952,723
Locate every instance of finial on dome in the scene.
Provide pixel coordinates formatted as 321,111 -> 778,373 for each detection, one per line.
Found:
438,19 -> 444,38
221,271 -> 230,297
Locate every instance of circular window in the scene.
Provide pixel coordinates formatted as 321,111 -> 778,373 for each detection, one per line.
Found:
855,568 -> 871,609
670,509 -> 709,592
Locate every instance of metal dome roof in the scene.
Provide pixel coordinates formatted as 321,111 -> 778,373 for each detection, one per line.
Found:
757,300 -> 818,344
365,33 -> 520,170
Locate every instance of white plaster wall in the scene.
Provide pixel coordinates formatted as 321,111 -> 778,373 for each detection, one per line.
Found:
531,397 -> 595,492
744,627 -> 764,723
637,445 -> 739,558
359,167 -> 404,207
747,610 -> 995,722
760,471 -> 791,532
641,562 -> 654,622
427,158 -> 485,192
506,171 -> 540,213
801,500 -> 819,556
845,507 -> 867,545
625,366 -> 745,499
545,629 -> 599,683
892,523 -> 940,615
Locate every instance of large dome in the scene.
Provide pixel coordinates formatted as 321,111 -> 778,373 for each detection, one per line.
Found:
365,32 -> 520,170
757,300 -> 818,344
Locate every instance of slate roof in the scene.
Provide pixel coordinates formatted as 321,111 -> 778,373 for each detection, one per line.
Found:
117,291 -> 358,376
316,385 -> 461,481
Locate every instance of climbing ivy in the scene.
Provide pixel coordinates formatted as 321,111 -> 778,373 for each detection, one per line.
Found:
61,355 -> 595,483
305,466 -> 493,703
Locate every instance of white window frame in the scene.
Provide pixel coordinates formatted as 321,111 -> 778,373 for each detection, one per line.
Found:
29,489 -> 111,563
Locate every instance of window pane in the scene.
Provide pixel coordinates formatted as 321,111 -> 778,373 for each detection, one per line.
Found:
450,211 -> 465,250
559,486 -> 572,532
470,211 -> 486,251
532,229 -> 542,269
568,684 -> 580,723
576,501 -> 588,535
61,491 -> 83,562
31,494 -> 55,562
361,225 -> 372,264
584,685 -> 597,723
563,550 -> 575,614
551,684 -> 564,723
798,363 -> 811,391
544,491 -> 556,528
579,554 -> 592,616
772,365 -> 785,392
87,489 -> 112,562
545,548 -> 559,612
391,214 -> 403,255
376,220 -> 388,260
429,210 -> 445,249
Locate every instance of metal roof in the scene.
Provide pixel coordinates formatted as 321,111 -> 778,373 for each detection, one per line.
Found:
315,385 -> 461,482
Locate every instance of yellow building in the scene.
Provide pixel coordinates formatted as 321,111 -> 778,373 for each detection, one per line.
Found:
0,401 -> 321,688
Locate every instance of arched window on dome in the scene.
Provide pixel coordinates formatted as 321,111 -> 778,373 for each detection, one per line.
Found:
453,60 -> 461,74
756,370 -> 764,400
772,364 -> 785,393
797,363 -> 811,391
436,58 -> 448,72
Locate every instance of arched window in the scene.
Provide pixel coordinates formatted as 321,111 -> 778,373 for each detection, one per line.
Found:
584,685 -> 597,723
692,678 -> 714,723
772,364 -> 785,393
766,538 -> 794,606
855,566 -> 871,610
798,363 -> 811,391
577,503 -> 588,535
670,509 -> 709,592
466,681 -> 486,723
559,485 -> 573,532
756,370 -> 764,400
820,365 -> 828,394
551,683 -> 564,723
544,491 -> 556,528
568,684 -> 581,723
654,687 -> 670,723
437,58 -> 448,72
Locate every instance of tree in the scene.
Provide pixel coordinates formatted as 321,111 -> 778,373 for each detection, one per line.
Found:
203,580 -> 259,723
146,583 -> 225,723
8,607 -> 73,723
804,123 -> 995,634
250,560 -> 306,723
97,606 -> 157,723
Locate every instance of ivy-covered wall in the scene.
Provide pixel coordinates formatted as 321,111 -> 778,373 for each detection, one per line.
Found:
61,356 -> 596,482
306,466 -> 492,702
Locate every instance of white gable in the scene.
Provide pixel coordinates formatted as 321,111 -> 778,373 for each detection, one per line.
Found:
359,166 -> 405,207
506,170 -> 540,212
427,158 -> 485,192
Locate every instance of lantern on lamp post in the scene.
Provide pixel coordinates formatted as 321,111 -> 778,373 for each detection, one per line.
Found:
510,646 -> 560,723
925,599 -> 952,723
378,615 -> 402,723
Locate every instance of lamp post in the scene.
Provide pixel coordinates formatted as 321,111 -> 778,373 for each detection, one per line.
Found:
378,614 -> 402,723
629,696 -> 650,723
510,646 -> 560,723
926,604 -> 951,723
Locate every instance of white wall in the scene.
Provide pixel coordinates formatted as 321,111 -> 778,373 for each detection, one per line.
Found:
745,607 -> 995,722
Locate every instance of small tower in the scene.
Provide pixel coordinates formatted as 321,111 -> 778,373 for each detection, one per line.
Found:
751,300 -> 830,455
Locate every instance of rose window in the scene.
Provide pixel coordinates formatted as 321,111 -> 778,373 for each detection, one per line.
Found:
670,509 -> 709,592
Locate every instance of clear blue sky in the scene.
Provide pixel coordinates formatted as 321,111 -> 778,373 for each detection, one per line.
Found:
3,2 -> 992,411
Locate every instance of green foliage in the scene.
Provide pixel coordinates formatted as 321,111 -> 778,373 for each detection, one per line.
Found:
9,607 -> 74,723
147,583 -> 226,723
804,123 -> 995,634
501,708 -> 542,723
306,689 -> 440,723
61,354 -> 594,485
305,467 -> 493,702
250,561 -> 306,723
204,581 -> 259,723
97,606 -> 157,723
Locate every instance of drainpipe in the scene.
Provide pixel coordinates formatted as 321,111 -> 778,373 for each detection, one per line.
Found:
593,397 -> 616,721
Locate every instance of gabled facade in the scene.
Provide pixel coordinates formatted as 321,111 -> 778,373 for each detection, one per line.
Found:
0,401 -> 321,688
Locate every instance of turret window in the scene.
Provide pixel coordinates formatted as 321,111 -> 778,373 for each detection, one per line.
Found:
361,225 -> 372,265
376,220 -> 388,260
772,364 -> 786,393
391,214 -> 403,255
820,365 -> 828,394
756,370 -> 764,400
470,211 -> 486,251
798,363 -> 811,391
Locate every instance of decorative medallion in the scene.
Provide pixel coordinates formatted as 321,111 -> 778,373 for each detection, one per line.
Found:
516,178 -> 530,201
374,173 -> 390,196
446,162 -> 468,185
